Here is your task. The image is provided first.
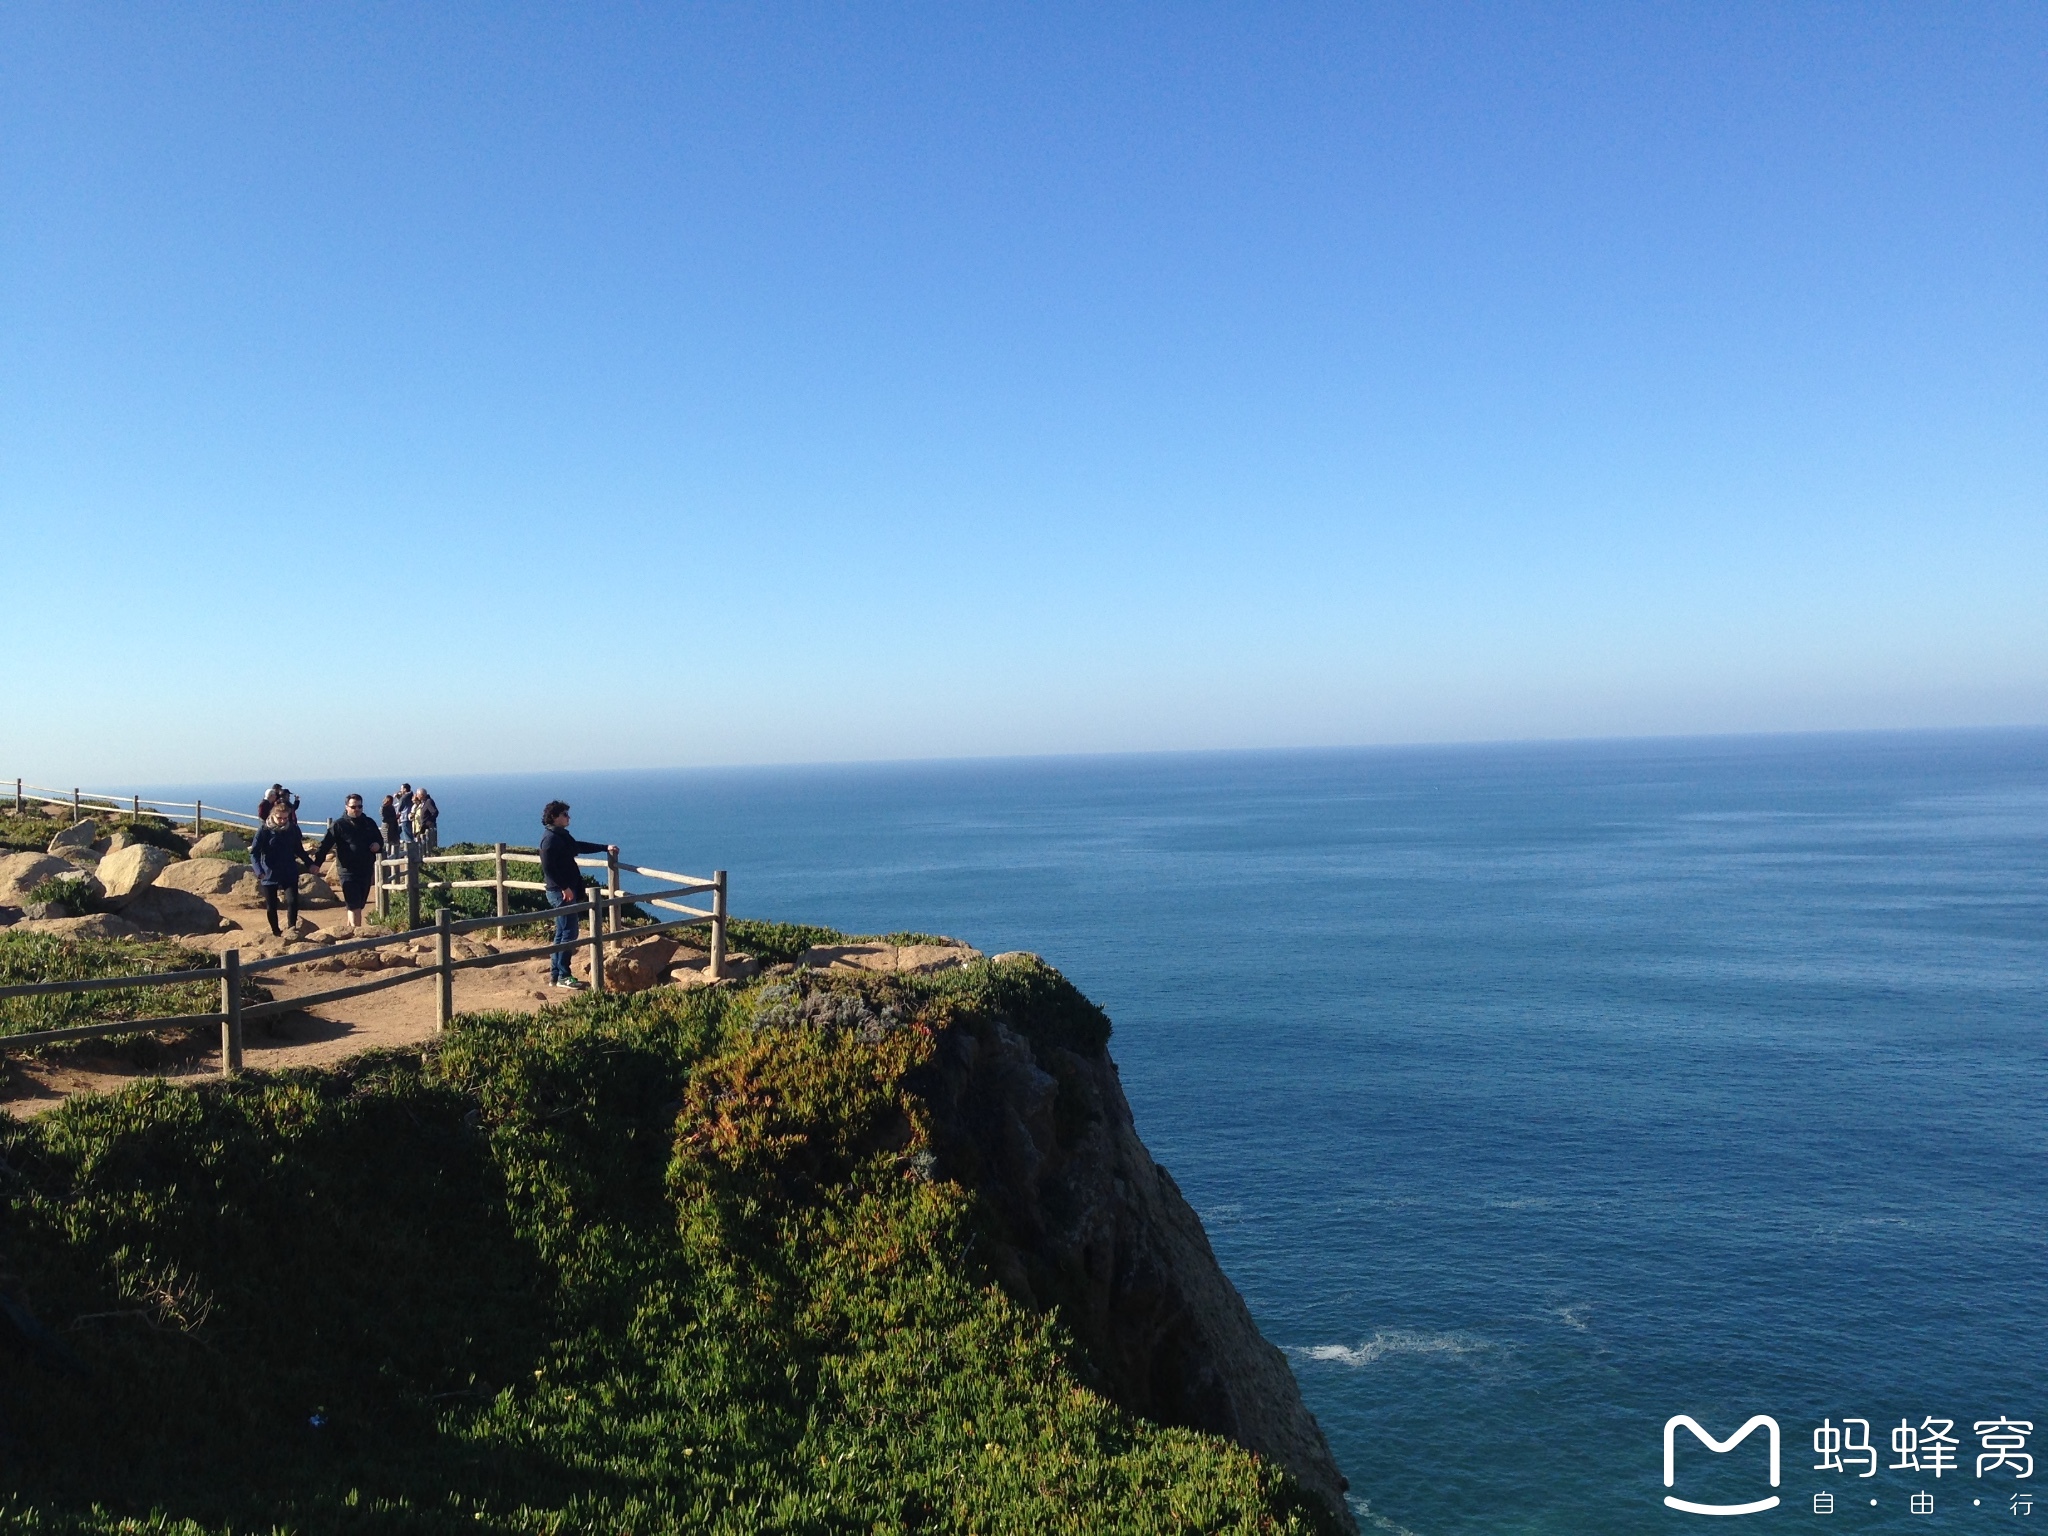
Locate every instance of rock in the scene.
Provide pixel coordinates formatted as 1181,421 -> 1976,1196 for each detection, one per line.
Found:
916,962 -> 1355,1529
664,951 -> 759,988
19,912 -> 146,941
0,853 -> 72,906
189,829 -> 249,857
57,848 -> 101,872
47,821 -> 97,854
991,951 -> 1043,966
300,872 -> 337,907
0,905 -> 19,927
601,935 -> 680,993
800,942 -> 982,975
96,844 -> 175,909
152,857 -> 255,902
23,901 -> 73,920
121,886 -> 223,935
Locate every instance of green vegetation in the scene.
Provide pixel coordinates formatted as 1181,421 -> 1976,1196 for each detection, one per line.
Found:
0,810 -> 193,858
0,931 -> 264,1066
0,962 -> 1332,1534
24,874 -> 99,913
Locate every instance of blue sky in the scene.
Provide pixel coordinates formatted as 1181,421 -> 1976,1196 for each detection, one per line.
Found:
3,3 -> 2042,782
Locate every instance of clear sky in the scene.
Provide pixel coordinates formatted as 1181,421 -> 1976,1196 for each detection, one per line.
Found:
3,3 -> 2042,783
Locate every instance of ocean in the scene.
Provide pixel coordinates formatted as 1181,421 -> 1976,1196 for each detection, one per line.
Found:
172,730 -> 2048,1532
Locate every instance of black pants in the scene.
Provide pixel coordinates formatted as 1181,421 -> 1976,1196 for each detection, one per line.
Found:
263,879 -> 300,933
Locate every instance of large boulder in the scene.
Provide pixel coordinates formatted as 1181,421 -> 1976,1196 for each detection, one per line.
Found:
122,885 -> 224,935
0,852 -> 72,906
47,820 -> 98,854
300,872 -> 337,907
19,912 -> 147,942
96,844 -> 174,909
598,934 -> 681,993
154,858 -> 257,903
189,829 -> 249,858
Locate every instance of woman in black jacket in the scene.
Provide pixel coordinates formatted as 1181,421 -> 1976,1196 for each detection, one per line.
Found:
251,804 -> 312,936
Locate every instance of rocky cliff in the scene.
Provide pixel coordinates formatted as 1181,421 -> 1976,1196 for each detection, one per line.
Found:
912,960 -> 1356,1530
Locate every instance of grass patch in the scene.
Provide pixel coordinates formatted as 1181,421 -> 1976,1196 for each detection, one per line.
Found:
0,966 -> 1336,1534
26,873 -> 98,907
0,932 -> 265,1064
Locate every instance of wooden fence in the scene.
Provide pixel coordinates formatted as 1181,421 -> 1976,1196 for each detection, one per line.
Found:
0,860 -> 729,1078
11,778 -> 329,836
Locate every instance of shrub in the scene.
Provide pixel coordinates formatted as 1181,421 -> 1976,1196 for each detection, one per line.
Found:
24,874 -> 98,913
0,973 -> 1336,1534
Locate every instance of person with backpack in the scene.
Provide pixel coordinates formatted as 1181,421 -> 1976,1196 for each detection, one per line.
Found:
538,800 -> 618,990
251,803 -> 313,937
314,794 -> 386,930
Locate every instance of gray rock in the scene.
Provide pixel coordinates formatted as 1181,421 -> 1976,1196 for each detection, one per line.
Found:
19,912 -> 147,941
47,820 -> 98,853
154,858 -> 256,902
23,901 -> 74,920
121,885 -> 224,935
0,853 -> 72,906
96,844 -> 174,908
189,829 -> 249,857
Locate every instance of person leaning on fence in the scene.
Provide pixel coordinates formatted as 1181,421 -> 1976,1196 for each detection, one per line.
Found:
538,800 -> 618,990
314,794 -> 385,931
395,784 -> 415,847
379,794 -> 402,851
251,803 -> 313,937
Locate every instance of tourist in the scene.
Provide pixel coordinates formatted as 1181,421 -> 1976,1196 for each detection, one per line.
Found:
394,784 -> 415,848
251,803 -> 312,937
379,793 -> 403,851
411,787 -> 440,852
314,793 -> 385,930
538,800 -> 618,990
257,783 -> 299,823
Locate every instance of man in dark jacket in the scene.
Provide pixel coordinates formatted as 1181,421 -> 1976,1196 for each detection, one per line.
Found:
314,794 -> 386,930
539,800 -> 618,989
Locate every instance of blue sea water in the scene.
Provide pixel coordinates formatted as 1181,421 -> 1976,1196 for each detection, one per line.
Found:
174,731 -> 2048,1533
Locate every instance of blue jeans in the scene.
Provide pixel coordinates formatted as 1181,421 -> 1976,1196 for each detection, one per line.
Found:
548,887 -> 580,982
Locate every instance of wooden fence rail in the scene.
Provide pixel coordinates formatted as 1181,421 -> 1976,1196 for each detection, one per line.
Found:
0,869 -> 729,1078
10,779 -> 329,836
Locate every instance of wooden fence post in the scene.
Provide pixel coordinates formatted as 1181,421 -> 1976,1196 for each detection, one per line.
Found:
406,843 -> 422,931
709,870 -> 727,981
193,799 -> 203,834
13,780 -> 20,812
72,788 -> 80,824
220,949 -> 244,1076
435,906 -> 453,1032
607,849 -> 621,932
588,880 -> 606,993
131,794 -> 139,816
494,842 -> 508,939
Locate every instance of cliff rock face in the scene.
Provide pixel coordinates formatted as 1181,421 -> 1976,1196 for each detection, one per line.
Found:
914,984 -> 1355,1530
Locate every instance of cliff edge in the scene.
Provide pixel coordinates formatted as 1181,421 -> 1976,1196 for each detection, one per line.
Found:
915,957 -> 1356,1530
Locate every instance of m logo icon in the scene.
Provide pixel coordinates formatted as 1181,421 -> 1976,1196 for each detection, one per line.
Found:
1663,1415 -> 1782,1515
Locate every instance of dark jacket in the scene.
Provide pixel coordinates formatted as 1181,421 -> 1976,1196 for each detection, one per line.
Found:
539,825 -> 606,893
315,812 -> 385,876
252,823 -> 310,887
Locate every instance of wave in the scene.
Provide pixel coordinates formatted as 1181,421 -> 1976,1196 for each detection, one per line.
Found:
1293,1328 -> 1493,1369
1347,1493 -> 1427,1535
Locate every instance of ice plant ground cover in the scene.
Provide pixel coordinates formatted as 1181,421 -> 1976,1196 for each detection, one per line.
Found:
0,948 -> 1338,1535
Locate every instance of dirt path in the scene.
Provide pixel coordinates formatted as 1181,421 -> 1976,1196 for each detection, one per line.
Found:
1,903 -> 573,1116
